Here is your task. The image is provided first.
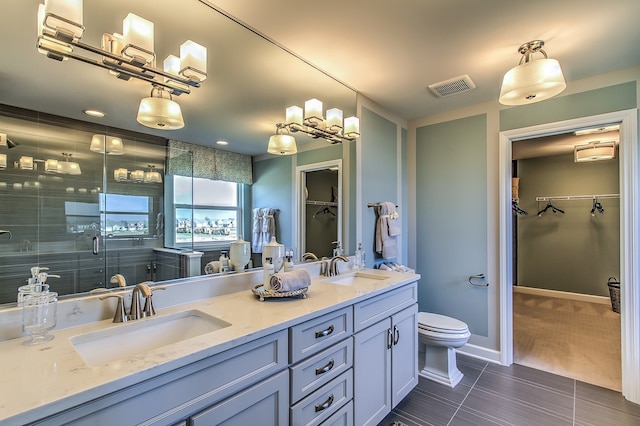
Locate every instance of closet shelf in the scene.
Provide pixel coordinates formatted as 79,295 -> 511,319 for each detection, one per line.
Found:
306,200 -> 338,206
535,193 -> 619,202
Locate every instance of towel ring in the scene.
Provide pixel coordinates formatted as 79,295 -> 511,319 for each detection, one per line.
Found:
469,274 -> 489,287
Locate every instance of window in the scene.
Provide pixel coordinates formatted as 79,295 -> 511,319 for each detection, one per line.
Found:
101,194 -> 151,237
173,176 -> 240,246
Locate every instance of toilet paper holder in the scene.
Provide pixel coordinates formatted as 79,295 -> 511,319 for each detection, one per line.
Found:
469,274 -> 489,287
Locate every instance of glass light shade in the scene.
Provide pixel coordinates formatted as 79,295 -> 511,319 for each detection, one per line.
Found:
267,134 -> 297,155
137,96 -> 185,130
164,54 -> 181,81
326,108 -> 343,133
114,168 -> 128,182
43,0 -> 84,39
66,187 -> 74,193
180,40 -> 207,82
343,116 -> 360,139
78,188 -> 87,193
89,134 -> 106,153
143,170 -> 162,183
58,160 -> 81,175
37,4 -> 72,59
45,159 -> 59,172
131,170 -> 145,182
574,142 -> 616,162
13,183 -> 23,190
304,98 -> 323,126
122,13 -> 154,64
0,154 -> 6,169
107,137 -> 124,155
499,58 -> 566,105
19,156 -> 34,170
286,105 -> 304,129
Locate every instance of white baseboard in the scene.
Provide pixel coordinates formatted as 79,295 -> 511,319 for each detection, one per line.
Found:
457,343 -> 502,365
514,285 -> 610,305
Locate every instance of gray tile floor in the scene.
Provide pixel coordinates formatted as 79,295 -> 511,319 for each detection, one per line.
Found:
380,354 -> 640,426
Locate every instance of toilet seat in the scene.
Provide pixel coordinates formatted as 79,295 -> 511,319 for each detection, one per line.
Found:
418,312 -> 469,334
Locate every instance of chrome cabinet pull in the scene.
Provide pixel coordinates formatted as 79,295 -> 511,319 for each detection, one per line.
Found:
315,359 -> 335,375
315,394 -> 334,412
393,325 -> 400,345
315,325 -> 334,338
387,328 -> 393,349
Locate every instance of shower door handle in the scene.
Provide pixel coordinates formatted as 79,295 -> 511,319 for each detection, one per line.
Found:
469,273 -> 489,287
92,236 -> 100,255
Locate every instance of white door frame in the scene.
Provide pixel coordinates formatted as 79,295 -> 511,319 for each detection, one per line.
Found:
498,109 -> 639,403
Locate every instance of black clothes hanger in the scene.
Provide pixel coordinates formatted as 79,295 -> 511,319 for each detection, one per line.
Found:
512,199 -> 528,216
537,201 -> 564,217
591,199 -> 605,216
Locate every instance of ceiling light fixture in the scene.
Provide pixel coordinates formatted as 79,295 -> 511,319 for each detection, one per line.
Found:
90,134 -> 124,155
57,152 -> 81,175
267,123 -> 297,155
280,98 -> 360,144
574,141 -> 616,162
83,109 -> 105,118
137,86 -> 185,129
37,0 -> 206,130
499,40 -> 566,105
574,124 -> 620,136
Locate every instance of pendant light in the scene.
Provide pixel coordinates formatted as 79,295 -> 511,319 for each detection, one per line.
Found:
499,40 -> 566,105
137,86 -> 184,130
267,124 -> 297,155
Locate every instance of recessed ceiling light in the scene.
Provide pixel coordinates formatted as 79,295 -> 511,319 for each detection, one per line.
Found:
83,109 -> 106,118
216,140 -> 229,146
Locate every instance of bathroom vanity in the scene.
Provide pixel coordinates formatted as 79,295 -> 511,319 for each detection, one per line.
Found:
0,266 -> 419,426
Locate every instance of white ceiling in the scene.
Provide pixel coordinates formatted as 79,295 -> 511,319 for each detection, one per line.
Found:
0,0 -> 639,157
210,0 -> 640,120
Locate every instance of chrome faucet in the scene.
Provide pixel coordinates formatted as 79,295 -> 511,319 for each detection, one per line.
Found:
129,281 -> 153,320
328,255 -> 349,276
303,252 -> 318,261
110,273 -> 127,287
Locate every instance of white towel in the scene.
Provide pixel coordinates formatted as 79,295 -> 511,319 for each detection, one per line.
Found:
252,208 -> 263,253
260,208 -> 276,250
269,269 -> 311,292
375,201 -> 399,259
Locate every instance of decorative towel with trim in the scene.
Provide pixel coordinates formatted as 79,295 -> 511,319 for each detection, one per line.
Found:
252,208 -> 263,253
261,207 -> 276,250
375,201 -> 400,259
270,269 -> 311,292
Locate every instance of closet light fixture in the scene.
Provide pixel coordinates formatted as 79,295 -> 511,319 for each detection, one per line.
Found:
574,141 -> 616,162
499,40 -> 566,105
267,123 -> 297,155
37,0 -> 206,130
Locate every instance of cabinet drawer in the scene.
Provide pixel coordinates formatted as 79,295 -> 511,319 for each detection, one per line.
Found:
290,369 -> 353,426
290,307 -> 353,363
290,337 -> 353,403
353,282 -> 417,332
320,400 -> 353,426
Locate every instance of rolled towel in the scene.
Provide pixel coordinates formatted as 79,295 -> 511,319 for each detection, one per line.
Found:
269,269 -> 311,292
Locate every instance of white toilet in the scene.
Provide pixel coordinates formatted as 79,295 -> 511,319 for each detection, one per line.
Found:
417,312 -> 471,388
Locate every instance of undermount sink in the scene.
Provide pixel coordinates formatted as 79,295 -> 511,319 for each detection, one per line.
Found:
322,271 -> 389,286
70,310 -> 231,366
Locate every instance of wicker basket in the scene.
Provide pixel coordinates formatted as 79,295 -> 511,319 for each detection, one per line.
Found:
607,277 -> 620,313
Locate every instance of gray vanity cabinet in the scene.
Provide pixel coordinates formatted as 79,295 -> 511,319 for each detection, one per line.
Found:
352,283 -> 418,426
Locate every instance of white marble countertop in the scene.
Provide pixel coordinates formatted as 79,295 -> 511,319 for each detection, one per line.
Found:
0,268 -> 419,425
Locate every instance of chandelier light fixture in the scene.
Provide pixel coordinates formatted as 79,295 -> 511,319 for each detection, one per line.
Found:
499,40 -> 566,106
57,153 -> 81,175
267,123 -> 297,155
278,98 -> 360,145
37,0 -> 206,130
574,141 -> 616,163
90,134 -> 124,155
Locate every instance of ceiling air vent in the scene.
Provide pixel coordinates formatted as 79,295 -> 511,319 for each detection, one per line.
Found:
428,74 -> 476,98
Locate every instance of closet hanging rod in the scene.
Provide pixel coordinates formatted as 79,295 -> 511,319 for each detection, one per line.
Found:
306,200 -> 337,206
535,194 -> 619,202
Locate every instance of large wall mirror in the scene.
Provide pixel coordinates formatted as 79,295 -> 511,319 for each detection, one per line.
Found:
0,0 -> 356,305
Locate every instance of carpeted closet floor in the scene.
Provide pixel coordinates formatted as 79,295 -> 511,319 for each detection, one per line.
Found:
513,291 -> 621,391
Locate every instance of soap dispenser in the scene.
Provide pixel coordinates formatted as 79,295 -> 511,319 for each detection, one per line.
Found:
219,251 -> 229,273
284,251 -> 294,272
263,257 -> 275,290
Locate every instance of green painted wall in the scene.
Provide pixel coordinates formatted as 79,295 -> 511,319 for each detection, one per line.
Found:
415,114 -> 488,336
516,154 -> 620,296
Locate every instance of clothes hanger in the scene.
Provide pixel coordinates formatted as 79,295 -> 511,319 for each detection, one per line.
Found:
512,199 -> 528,216
591,199 -> 605,216
537,200 -> 564,217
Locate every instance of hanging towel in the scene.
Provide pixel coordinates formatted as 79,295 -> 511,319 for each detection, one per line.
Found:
375,201 -> 399,259
261,207 -> 276,250
252,208 -> 263,253
269,269 -> 311,292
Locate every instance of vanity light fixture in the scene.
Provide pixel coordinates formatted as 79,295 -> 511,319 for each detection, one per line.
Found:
499,40 -> 566,105
19,156 -> 34,170
574,141 -> 616,163
90,134 -> 124,155
113,166 -> 162,183
282,98 -> 360,144
57,152 -> 81,175
267,123 -> 297,155
0,154 -> 7,169
143,165 -> 163,183
37,0 -> 206,130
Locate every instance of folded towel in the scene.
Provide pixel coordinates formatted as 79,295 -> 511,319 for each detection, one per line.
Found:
269,269 -> 311,292
375,202 -> 399,259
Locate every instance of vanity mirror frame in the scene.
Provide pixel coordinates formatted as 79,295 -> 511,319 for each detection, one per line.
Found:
294,159 -> 343,261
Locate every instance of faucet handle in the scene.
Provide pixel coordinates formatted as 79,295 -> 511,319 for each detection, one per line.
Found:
99,294 -> 128,323
142,286 -> 166,317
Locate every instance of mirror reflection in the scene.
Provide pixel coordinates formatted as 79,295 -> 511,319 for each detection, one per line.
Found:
0,0 -> 356,306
